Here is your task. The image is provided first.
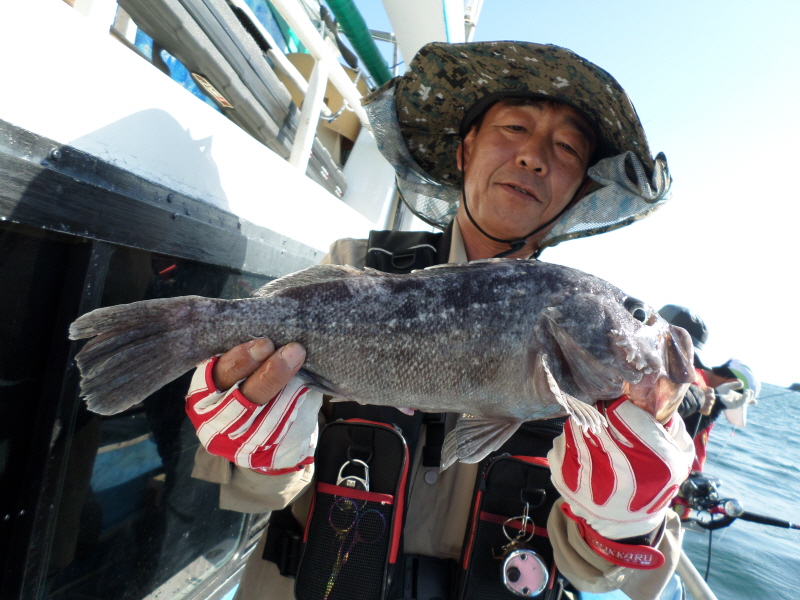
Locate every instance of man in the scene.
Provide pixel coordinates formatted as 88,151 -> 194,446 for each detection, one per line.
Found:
660,304 -> 759,470
187,42 -> 693,599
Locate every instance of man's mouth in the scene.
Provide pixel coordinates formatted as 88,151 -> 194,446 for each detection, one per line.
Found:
502,183 -> 539,200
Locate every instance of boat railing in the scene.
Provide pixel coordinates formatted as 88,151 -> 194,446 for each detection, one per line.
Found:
255,0 -> 372,173
227,0 -> 334,119
369,29 -> 400,76
676,548 -> 719,600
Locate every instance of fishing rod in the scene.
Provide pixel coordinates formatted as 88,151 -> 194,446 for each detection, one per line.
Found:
674,471 -> 800,584
753,389 -> 798,401
676,472 -> 800,531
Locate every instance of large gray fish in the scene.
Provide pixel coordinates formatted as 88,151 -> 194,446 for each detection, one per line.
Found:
69,258 -> 695,468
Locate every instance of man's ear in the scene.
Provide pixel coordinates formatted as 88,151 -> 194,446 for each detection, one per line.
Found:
457,128 -> 477,172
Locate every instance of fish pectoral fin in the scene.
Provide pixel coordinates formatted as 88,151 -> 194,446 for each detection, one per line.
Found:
296,368 -> 346,398
440,416 -> 523,471
537,353 -> 607,433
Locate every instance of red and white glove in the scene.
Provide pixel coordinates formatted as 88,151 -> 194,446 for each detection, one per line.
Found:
186,357 -> 322,475
548,397 -> 694,569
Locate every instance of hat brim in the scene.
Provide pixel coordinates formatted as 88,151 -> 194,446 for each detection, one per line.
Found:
390,41 -> 654,187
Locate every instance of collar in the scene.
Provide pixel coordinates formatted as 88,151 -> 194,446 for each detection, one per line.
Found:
448,218 -> 469,264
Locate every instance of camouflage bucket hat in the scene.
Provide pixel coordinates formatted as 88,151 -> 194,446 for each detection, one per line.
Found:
363,41 -> 671,246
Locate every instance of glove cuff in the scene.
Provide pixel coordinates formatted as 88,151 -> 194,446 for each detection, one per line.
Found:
561,503 -> 665,570
252,455 -> 315,476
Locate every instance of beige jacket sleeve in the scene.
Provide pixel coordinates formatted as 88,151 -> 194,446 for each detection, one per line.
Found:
548,498 -> 683,600
191,447 -> 314,513
190,238 -> 368,513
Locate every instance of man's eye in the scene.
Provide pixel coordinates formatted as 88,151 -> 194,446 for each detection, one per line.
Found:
558,142 -> 576,154
558,142 -> 588,162
505,125 -> 526,132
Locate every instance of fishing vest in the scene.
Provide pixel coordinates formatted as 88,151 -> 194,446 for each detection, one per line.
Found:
264,228 -> 569,600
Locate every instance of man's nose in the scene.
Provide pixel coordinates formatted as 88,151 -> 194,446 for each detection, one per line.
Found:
516,135 -> 548,173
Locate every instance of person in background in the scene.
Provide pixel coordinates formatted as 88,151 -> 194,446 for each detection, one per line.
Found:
659,305 -> 759,471
185,42 -> 694,600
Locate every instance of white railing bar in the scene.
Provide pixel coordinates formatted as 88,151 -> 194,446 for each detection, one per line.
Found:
368,29 -> 395,43
227,0 -> 332,117
288,56 -> 329,172
267,0 -> 372,132
675,548 -> 719,600
379,188 -> 400,230
465,0 -> 484,42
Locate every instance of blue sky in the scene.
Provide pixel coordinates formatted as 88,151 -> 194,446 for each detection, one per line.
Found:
351,0 -> 800,387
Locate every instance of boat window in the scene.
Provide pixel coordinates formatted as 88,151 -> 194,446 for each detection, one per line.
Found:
0,222 -> 272,599
116,0 -> 301,110
0,223 -> 82,594
51,245 -> 272,600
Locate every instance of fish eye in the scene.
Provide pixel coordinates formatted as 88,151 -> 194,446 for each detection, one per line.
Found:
624,297 -> 651,324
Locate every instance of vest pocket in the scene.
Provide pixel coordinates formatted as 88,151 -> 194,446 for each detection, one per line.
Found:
295,420 -> 409,600
459,455 -> 560,600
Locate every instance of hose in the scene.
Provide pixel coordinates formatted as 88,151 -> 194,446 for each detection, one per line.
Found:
324,0 -> 393,85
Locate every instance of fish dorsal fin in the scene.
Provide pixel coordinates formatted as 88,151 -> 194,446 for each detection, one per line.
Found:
253,264 -> 381,297
440,415 -> 523,471
410,257 -> 518,275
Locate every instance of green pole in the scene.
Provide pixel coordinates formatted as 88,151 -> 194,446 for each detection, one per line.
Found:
325,0 -> 393,85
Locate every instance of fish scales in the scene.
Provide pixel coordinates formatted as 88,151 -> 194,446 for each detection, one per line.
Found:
259,261 -> 559,416
69,258 -> 695,466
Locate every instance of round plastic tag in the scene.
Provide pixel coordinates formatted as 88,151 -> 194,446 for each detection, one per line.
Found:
502,548 -> 548,597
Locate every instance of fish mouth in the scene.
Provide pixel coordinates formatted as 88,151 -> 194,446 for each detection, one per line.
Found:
664,325 -> 695,384
616,323 -> 695,420
543,309 -> 695,420
644,324 -> 695,421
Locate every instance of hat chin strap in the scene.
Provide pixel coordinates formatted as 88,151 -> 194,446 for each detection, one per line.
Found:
460,144 -> 587,258
461,188 -> 529,258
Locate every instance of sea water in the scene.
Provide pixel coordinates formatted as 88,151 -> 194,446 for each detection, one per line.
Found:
681,383 -> 800,599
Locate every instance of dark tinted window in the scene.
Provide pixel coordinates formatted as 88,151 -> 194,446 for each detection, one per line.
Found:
0,223 -> 271,599
0,224 -> 79,588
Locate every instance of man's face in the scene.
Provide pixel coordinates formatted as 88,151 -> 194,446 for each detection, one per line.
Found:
457,101 -> 596,241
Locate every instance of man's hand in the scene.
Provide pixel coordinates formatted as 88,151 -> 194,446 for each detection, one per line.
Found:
185,339 -> 322,474
677,384 -> 712,419
698,385 -> 716,415
715,380 -> 755,409
211,338 -> 306,403
549,398 -> 694,545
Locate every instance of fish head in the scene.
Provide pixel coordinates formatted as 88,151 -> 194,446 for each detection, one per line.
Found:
535,284 -> 695,422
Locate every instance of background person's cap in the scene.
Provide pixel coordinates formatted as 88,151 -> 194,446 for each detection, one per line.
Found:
658,304 -> 709,349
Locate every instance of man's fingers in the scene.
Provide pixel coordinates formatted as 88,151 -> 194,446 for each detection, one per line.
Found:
700,387 -> 715,415
212,338 -> 276,391
240,343 -> 306,405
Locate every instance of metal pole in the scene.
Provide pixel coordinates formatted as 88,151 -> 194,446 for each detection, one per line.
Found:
675,549 -> 719,600
392,34 -> 399,76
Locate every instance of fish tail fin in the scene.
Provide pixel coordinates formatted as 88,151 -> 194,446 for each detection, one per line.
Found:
69,296 -> 230,415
